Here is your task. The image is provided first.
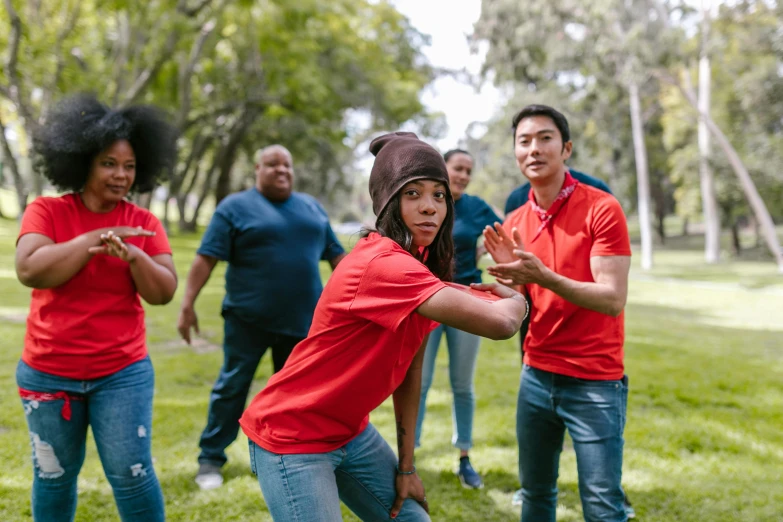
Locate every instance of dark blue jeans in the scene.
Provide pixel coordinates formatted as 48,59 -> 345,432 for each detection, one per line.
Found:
517,365 -> 628,522
198,311 -> 303,467
16,357 -> 164,522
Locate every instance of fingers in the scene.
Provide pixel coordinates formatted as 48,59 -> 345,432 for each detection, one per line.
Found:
179,325 -> 191,345
390,495 -> 405,519
88,245 -> 108,255
512,228 -> 524,251
495,223 -> 516,247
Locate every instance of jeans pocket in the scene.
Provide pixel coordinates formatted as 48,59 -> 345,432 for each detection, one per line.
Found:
248,440 -> 258,476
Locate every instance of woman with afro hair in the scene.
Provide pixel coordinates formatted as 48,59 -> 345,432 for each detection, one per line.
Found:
14,93 -> 178,522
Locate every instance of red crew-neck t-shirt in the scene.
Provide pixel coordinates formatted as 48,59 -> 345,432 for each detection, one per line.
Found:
18,194 -> 172,380
503,184 -> 631,380
240,233 -> 446,454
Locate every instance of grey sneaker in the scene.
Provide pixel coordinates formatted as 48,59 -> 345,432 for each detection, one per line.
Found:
195,463 -> 223,490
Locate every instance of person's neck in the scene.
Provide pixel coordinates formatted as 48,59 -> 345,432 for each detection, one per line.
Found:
529,169 -> 566,211
79,191 -> 118,213
257,185 -> 289,202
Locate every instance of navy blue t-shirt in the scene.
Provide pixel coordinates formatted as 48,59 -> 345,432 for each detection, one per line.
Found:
504,169 -> 612,214
197,188 -> 345,338
453,194 -> 503,285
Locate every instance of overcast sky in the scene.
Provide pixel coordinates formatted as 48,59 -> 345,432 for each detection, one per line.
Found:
388,0 -> 504,150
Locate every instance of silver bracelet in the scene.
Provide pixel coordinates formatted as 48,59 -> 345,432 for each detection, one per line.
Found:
396,464 -> 416,475
510,293 -> 530,323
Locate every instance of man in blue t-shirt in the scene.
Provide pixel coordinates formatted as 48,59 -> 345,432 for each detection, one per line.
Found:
177,145 -> 346,490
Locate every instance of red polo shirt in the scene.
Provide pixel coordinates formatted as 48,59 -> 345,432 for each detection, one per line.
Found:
18,194 -> 171,380
240,233 -> 446,454
504,184 -> 631,380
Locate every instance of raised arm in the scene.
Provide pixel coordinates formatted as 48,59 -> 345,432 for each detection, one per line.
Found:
416,283 -> 528,340
390,336 -> 430,518
177,254 -> 219,344
16,226 -> 156,289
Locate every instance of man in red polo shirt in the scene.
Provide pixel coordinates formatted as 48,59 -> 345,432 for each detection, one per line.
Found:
484,104 -> 632,522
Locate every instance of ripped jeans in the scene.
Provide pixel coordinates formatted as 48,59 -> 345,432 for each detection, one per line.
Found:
15,357 -> 165,522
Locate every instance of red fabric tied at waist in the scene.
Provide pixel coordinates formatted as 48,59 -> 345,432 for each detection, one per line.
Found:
18,387 -> 84,421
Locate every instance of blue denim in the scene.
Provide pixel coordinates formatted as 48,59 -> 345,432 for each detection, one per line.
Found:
416,324 -> 481,450
15,357 -> 164,522
199,310 -> 302,467
517,365 -> 628,522
250,423 -> 430,522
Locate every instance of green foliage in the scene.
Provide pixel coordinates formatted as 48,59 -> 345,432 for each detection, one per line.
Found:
0,0 -> 435,217
660,1 -> 783,227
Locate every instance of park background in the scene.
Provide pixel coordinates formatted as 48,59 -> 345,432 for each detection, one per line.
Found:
1,0 -> 782,520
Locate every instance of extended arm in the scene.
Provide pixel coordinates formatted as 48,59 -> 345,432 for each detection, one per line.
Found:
16,227 -> 156,289
416,283 -> 528,340
540,255 -> 630,316
488,253 -> 630,317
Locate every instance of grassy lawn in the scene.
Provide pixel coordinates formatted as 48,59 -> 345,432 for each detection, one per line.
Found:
0,217 -> 782,521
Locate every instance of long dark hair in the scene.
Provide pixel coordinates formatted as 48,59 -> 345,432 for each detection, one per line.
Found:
362,190 -> 455,281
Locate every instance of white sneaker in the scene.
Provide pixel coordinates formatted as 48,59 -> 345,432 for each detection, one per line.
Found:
195,464 -> 223,491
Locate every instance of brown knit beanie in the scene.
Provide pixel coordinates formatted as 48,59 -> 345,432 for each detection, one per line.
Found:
368,131 -> 451,218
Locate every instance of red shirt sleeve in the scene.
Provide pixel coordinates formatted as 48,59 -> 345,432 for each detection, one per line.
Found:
349,251 -> 446,332
18,198 -> 55,242
589,196 -> 632,257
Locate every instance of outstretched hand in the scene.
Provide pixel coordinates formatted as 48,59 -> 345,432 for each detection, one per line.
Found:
483,223 -> 524,264
391,472 -> 428,519
487,249 -> 553,287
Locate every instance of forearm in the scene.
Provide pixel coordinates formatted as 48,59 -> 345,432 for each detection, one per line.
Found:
129,252 -> 178,305
392,343 -> 426,471
542,273 -> 625,316
181,255 -> 217,309
17,235 -> 96,288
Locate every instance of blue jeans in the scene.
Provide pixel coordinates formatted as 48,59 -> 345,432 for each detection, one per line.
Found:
199,310 -> 302,467
250,424 -> 430,522
517,365 -> 628,522
415,324 -> 481,450
16,357 -> 164,522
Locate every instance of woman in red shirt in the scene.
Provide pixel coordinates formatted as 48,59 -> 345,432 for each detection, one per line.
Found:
240,132 -> 529,521
14,94 -> 178,522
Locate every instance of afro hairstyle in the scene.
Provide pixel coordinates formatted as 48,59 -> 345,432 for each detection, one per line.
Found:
34,93 -> 178,193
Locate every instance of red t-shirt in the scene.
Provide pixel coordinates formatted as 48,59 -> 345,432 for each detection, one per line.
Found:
18,194 -> 172,380
504,184 -> 631,380
240,233 -> 446,454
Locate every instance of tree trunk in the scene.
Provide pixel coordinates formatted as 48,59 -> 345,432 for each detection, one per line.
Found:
699,0 -> 721,264
628,81 -> 654,270
666,70 -> 783,272
682,216 -> 689,236
0,114 -> 28,217
730,219 -> 742,256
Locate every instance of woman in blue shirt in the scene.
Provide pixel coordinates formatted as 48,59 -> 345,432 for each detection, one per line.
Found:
415,149 -> 502,489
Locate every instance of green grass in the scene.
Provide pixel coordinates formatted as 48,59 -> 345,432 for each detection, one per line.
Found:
1,218 -> 782,521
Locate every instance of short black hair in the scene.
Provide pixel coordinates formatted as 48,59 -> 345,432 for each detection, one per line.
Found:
443,149 -> 471,162
511,104 -> 571,144
34,93 -> 178,193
